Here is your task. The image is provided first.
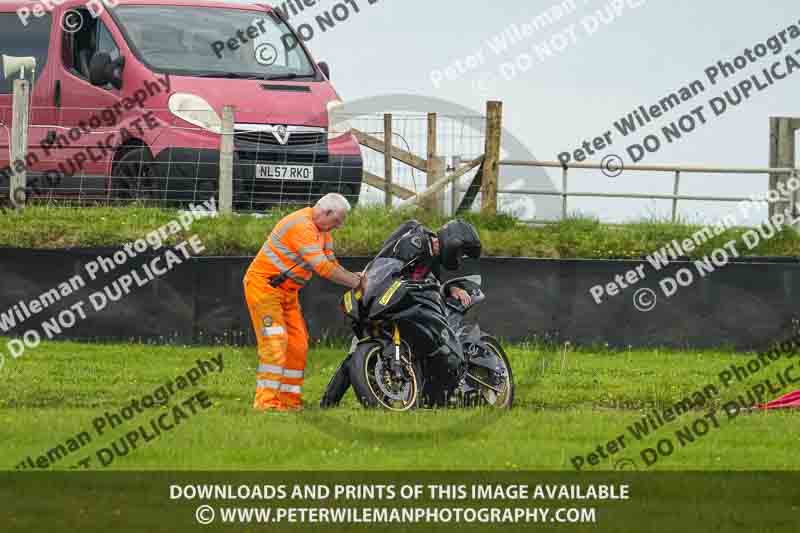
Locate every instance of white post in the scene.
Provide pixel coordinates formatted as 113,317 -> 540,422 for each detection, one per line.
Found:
671,170 -> 681,223
219,105 -> 234,215
10,78 -> 30,208
561,166 -> 568,219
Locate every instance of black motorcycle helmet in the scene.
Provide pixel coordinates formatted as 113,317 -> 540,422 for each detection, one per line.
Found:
437,219 -> 481,270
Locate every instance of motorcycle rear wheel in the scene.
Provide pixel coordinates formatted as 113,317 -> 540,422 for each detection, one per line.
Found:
463,336 -> 515,409
349,342 -> 421,411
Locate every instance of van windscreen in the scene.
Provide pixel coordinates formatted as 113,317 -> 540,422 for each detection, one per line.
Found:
114,6 -> 316,78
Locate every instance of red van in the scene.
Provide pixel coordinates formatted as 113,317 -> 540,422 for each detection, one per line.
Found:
0,0 -> 363,208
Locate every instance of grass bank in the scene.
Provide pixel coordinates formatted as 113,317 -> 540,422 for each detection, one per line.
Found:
1,205 -> 799,258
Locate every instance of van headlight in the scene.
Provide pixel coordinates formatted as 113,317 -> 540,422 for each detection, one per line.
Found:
327,100 -> 352,141
168,93 -> 222,134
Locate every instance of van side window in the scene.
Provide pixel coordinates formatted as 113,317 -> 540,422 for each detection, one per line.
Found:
0,13 -> 52,94
62,10 -> 120,85
96,22 -> 121,62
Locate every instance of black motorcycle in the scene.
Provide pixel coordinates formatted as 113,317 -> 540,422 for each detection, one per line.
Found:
330,257 -> 514,411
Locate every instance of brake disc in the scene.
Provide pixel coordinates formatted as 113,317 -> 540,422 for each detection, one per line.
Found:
373,357 -> 411,401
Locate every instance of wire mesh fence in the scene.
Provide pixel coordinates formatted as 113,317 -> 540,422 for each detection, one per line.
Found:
347,112 -> 486,212
0,102 -> 490,214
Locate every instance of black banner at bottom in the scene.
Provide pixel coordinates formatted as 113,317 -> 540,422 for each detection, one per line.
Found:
1,472 -> 797,532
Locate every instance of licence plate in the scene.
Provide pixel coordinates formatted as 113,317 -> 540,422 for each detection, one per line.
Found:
256,164 -> 314,181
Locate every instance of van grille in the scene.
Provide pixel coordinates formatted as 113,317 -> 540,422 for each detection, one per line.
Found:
235,130 -> 326,147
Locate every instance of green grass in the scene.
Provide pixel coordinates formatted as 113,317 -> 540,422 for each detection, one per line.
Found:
1,204 -> 800,257
2,338 -> 798,471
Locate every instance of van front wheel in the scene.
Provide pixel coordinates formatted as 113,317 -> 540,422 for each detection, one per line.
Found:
110,147 -> 160,204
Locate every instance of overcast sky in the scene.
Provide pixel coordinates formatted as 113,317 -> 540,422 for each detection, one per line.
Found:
228,0 -> 799,223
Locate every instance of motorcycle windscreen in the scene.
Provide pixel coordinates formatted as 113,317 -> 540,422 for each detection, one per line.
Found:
362,258 -> 404,304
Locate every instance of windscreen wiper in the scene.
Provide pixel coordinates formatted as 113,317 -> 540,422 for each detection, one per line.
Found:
195,72 -> 263,79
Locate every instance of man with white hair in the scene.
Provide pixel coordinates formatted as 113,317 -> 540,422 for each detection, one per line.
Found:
243,194 -> 365,411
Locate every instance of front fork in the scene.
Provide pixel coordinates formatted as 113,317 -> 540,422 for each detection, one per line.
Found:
391,323 -> 404,379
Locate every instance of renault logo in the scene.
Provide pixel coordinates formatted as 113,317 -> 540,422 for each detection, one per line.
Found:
273,125 -> 290,145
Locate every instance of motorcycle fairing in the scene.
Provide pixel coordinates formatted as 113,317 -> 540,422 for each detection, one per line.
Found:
342,290 -> 360,322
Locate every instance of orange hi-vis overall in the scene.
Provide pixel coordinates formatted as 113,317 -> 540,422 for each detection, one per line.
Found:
243,207 -> 340,411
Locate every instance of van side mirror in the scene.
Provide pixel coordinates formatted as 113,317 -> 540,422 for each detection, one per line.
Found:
318,61 -> 330,80
89,52 -> 124,89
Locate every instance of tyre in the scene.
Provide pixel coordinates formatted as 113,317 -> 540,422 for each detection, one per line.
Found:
319,354 -> 352,409
464,335 -> 514,409
110,147 -> 160,204
348,341 -> 421,411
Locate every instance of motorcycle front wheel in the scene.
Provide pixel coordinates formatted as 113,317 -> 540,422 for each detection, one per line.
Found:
348,342 -> 421,411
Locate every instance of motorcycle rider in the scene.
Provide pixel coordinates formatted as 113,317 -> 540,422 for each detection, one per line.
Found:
375,219 -> 477,304
320,218 -> 482,408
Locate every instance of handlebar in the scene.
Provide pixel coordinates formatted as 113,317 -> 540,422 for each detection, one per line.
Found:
405,280 -> 440,291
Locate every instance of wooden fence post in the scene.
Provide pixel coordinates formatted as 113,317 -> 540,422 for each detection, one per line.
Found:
481,101 -> 502,216
451,155 -> 462,215
10,78 -> 30,208
769,117 -> 797,222
769,117 -> 778,219
384,113 -> 393,208
219,105 -> 234,215
423,113 -> 444,213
